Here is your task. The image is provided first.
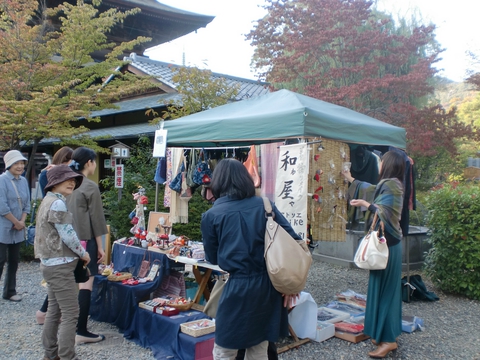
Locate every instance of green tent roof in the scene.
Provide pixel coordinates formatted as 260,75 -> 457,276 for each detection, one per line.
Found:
163,89 -> 406,149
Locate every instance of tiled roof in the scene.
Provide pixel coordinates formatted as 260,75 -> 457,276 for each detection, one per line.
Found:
119,0 -> 213,17
39,55 -> 272,144
83,123 -> 158,140
125,53 -> 271,101
90,93 -> 181,117
105,0 -> 215,23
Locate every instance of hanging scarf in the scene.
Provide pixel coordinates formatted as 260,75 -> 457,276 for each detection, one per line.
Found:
371,178 -> 404,240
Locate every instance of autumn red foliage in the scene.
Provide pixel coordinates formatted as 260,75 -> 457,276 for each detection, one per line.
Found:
247,0 -> 478,157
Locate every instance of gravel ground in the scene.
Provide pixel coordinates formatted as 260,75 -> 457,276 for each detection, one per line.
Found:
1,260 -> 479,360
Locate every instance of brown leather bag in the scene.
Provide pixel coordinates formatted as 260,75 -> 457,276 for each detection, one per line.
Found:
137,250 -> 151,278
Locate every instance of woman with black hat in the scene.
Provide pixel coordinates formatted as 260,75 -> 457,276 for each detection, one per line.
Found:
35,164 -> 91,360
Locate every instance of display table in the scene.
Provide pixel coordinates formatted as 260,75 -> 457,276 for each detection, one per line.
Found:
90,243 -> 170,331
124,308 -> 214,360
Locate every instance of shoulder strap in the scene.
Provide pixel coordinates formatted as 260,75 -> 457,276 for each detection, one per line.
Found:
29,184 -> 40,223
262,197 -> 274,219
10,179 -> 23,209
369,211 -> 385,235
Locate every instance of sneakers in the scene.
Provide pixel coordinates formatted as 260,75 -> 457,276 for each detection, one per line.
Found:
8,294 -> 22,302
75,332 -> 105,345
36,310 -> 46,325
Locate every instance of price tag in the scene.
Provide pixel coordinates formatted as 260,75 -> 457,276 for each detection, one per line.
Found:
185,264 -> 193,273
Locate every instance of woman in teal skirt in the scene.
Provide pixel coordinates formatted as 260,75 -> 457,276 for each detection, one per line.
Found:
342,150 -> 405,358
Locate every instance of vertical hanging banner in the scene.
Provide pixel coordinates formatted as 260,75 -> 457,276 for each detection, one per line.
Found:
275,143 -> 309,240
114,164 -> 124,189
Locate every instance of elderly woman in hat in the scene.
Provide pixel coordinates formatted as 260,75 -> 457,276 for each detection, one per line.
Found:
0,150 -> 30,302
34,165 -> 91,360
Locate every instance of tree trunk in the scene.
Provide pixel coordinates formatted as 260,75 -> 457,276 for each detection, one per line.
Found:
25,139 -> 40,186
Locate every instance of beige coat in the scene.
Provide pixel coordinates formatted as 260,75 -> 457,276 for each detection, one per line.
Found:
66,177 -> 108,240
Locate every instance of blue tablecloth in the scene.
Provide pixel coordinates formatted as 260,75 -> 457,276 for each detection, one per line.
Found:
124,308 -> 214,360
90,243 -> 170,331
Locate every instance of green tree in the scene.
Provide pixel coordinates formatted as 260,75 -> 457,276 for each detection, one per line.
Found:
150,66 -> 239,122
0,0 -> 153,179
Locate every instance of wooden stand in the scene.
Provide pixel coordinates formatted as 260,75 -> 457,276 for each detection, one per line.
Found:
191,267 -> 212,311
277,324 -> 310,354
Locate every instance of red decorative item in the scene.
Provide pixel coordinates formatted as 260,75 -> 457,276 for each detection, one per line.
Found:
140,195 -> 148,204
131,216 -> 139,225
314,154 -> 320,161
314,173 -> 320,182
312,194 -> 319,201
315,186 -> 323,193
202,174 -> 211,185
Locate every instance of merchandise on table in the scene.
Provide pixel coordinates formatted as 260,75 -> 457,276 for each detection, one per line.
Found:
138,300 -> 180,316
107,272 -> 132,282
115,235 -> 206,261
152,296 -> 193,311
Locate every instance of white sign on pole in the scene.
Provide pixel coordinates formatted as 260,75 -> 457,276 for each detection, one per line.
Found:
114,164 -> 124,189
153,129 -> 168,158
274,143 -> 309,240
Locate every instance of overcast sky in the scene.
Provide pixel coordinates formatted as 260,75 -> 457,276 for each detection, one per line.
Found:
145,0 -> 478,82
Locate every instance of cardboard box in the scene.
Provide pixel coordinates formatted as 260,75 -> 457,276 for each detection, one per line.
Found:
334,331 -> 370,343
314,321 -> 335,342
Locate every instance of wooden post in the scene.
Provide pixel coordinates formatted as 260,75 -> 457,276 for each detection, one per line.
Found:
104,225 -> 111,265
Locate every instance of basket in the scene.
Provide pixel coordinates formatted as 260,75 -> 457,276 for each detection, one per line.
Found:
107,272 -> 132,282
180,319 -> 215,337
168,301 -> 194,311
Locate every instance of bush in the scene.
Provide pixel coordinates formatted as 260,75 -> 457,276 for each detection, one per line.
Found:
20,242 -> 35,262
424,182 -> 480,300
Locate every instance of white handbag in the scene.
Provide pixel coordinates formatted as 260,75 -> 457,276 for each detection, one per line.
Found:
354,213 -> 389,270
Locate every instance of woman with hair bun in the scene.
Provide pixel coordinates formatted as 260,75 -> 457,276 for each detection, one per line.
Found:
67,147 -> 107,344
342,150 -> 405,359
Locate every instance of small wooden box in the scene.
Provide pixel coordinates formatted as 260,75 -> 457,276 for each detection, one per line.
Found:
334,331 -> 369,343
